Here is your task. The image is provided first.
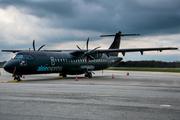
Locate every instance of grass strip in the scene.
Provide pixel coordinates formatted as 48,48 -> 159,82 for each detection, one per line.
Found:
106,67 -> 180,72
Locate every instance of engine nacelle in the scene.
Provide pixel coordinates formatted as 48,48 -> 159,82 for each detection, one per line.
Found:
91,51 -> 103,59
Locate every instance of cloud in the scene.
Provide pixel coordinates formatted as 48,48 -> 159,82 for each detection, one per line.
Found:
0,0 -> 179,61
1,0 -> 180,34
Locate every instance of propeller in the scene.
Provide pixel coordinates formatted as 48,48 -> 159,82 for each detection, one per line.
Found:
32,39 -> 45,51
33,40 -> 35,51
76,38 -> 101,66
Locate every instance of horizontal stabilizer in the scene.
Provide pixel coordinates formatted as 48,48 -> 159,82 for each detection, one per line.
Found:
100,34 -> 140,37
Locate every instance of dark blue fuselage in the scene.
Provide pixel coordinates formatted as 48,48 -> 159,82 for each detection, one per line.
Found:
3,51 -> 122,76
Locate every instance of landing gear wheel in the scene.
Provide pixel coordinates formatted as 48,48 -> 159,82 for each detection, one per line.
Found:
63,74 -> 67,77
14,76 -> 22,82
85,73 -> 92,78
88,73 -> 92,78
59,73 -> 67,77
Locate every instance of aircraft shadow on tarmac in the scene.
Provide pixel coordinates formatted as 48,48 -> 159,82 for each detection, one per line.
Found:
14,75 -> 111,83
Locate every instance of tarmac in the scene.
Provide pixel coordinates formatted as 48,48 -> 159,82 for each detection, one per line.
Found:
0,68 -> 180,120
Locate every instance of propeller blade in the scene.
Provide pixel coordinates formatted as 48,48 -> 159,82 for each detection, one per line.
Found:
76,45 -> 83,52
93,46 -> 101,50
33,40 -> 35,51
86,38 -> 89,52
89,55 -> 95,60
90,46 -> 101,54
38,44 -> 45,51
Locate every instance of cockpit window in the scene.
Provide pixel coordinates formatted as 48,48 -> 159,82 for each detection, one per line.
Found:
14,55 -> 23,59
14,54 -> 34,60
23,55 -> 29,60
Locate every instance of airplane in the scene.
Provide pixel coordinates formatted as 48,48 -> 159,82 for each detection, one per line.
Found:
2,31 -> 178,81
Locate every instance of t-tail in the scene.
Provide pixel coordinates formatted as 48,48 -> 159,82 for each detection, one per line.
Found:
101,31 -> 140,56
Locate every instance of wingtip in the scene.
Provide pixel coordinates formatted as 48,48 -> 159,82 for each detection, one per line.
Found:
172,47 -> 178,50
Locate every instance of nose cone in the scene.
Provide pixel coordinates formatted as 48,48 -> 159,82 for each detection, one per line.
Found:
3,61 -> 16,74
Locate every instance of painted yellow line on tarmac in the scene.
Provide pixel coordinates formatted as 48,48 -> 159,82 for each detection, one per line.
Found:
151,72 -> 164,74
170,73 -> 180,75
0,81 -> 10,83
0,81 -> 23,83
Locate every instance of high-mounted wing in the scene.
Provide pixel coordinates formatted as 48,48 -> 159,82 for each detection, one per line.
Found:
1,49 -> 76,53
98,47 -> 178,56
1,50 -> 24,53
70,47 -> 177,58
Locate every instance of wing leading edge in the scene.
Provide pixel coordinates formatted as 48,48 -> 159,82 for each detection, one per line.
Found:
98,47 -> 178,56
1,50 -> 24,53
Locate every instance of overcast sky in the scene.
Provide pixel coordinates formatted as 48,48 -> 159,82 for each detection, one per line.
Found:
0,0 -> 180,62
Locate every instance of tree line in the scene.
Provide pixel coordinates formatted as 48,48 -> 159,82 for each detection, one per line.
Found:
114,60 -> 180,68
0,61 -> 6,67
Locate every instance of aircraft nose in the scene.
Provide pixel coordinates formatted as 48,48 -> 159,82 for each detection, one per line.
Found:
3,61 -> 17,73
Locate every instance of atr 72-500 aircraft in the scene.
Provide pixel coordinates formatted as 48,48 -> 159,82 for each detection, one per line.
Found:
2,31 -> 178,81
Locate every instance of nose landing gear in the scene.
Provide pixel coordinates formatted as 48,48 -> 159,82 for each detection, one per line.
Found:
14,75 -> 22,82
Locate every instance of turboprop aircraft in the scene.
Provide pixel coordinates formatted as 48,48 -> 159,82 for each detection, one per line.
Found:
2,31 -> 178,81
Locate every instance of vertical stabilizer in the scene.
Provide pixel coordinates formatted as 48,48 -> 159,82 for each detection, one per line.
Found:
100,31 -> 139,56
109,31 -> 122,50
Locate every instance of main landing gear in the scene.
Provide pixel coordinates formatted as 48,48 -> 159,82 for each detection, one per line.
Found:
85,72 -> 92,78
84,69 -> 94,78
59,73 -> 67,77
